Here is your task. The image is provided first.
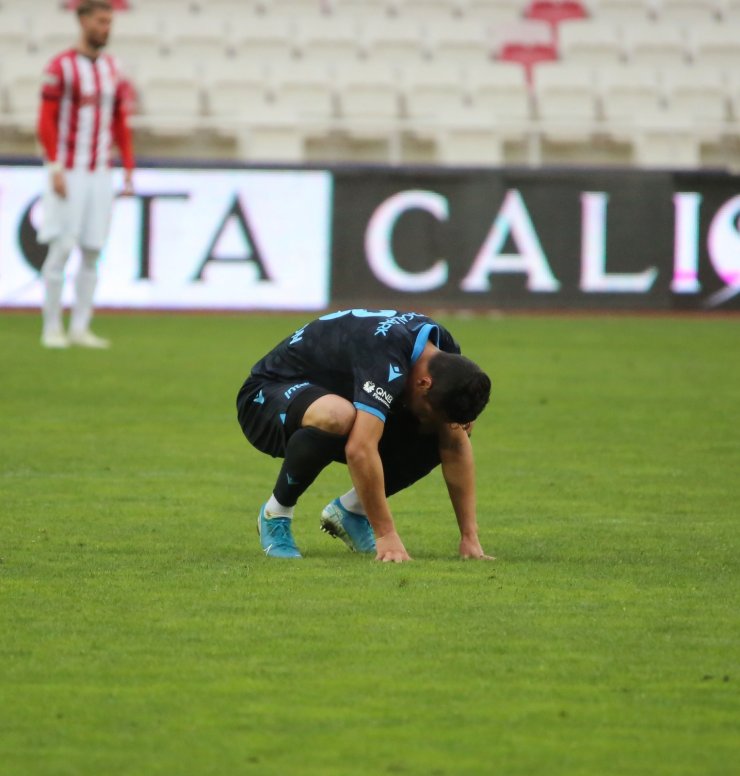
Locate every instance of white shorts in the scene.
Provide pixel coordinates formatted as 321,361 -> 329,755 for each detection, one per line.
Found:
38,168 -> 115,252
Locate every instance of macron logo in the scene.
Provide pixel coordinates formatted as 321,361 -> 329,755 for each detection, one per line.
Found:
388,364 -> 403,382
253,390 -> 265,404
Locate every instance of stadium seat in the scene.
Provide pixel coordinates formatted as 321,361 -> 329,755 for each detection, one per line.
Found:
335,62 -> 401,149
425,19 -> 492,68
467,60 -> 532,122
662,65 -> 729,126
360,18 -> 427,67
271,62 -> 336,120
653,0 -> 721,25
229,16 -> 296,64
137,75 -> 203,134
294,16 -> 361,65
4,72 -> 41,131
584,0 -> 653,24
598,62 -> 664,149
206,74 -> 272,119
524,1 -> 588,37
164,13 -> 230,61
460,0 -> 528,23
30,9 -> 80,56
724,0 -> 740,23
689,24 -> 740,79
402,62 -> 467,121
328,0 -> 395,18
0,9 -> 30,64
267,0 -> 331,18
498,41 -> 558,85
235,106 -> 306,162
622,24 -> 688,68
533,61 -> 598,140
558,19 -> 624,65
393,0 -> 463,19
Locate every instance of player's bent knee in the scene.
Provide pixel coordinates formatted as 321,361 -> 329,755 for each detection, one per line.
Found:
301,395 -> 356,435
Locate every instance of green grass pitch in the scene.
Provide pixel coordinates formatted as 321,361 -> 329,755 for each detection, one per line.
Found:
1,311 -> 738,776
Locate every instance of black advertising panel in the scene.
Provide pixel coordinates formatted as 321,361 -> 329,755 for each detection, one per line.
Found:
330,167 -> 740,311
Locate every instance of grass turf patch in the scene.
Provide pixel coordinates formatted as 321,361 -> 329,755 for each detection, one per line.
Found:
1,311 -> 738,776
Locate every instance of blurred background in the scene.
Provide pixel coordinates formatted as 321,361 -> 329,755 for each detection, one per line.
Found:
1,0 -> 738,169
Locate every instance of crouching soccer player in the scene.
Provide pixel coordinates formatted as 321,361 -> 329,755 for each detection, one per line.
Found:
236,309 -> 493,563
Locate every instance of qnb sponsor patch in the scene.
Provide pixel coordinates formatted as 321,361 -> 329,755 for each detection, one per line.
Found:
362,380 -> 394,409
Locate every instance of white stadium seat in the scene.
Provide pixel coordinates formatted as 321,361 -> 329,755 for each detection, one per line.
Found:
534,62 -> 599,141
272,62 -> 336,120
467,61 -> 532,123
137,75 -> 203,133
662,65 -> 729,125
360,18 -> 427,67
425,18 -> 492,68
394,0 -> 463,20
622,24 -> 688,68
598,63 -> 664,124
294,16 -> 361,65
584,0 -> 653,24
30,9 -> 81,57
558,20 -> 624,66
229,16 -> 296,64
653,0 -> 721,25
402,62 -> 467,120
460,0 -> 528,23
164,13 -> 229,61
689,24 -> 740,78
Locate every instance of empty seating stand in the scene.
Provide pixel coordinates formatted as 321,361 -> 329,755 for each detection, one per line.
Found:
0,0 -> 735,167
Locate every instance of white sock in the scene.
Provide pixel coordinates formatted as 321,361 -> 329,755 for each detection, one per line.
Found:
265,494 -> 294,519
339,489 -> 366,515
41,237 -> 73,334
70,248 -> 99,335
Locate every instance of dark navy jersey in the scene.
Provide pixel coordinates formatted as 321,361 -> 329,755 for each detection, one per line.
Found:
249,309 -> 461,422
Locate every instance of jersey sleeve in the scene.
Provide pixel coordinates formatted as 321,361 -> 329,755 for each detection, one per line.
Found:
352,332 -> 412,422
37,58 -> 63,163
112,77 -> 135,170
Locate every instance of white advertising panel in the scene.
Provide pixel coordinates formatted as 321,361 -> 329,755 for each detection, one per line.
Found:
0,166 -> 332,310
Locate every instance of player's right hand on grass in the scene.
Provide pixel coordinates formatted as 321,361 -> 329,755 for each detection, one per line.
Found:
376,532 -> 412,563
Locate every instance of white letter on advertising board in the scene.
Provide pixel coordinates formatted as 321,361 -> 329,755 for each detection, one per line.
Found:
580,192 -> 658,293
365,190 -> 449,292
460,189 -> 560,292
672,192 -> 702,293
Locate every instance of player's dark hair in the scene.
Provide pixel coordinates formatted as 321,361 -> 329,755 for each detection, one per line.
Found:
427,351 -> 491,424
77,0 -> 113,17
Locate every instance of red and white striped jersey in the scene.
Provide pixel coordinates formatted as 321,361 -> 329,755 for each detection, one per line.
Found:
38,48 -> 134,172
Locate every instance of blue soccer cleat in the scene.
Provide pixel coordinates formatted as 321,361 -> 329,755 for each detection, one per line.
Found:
320,498 -> 376,554
257,505 -> 302,558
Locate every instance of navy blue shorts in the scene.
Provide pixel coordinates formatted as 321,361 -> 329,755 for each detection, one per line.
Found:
236,378 -> 440,496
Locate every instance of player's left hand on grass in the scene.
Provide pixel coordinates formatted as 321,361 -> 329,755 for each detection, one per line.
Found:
459,536 -> 495,561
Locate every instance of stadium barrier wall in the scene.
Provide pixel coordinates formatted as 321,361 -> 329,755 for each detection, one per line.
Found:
1,160 -> 738,312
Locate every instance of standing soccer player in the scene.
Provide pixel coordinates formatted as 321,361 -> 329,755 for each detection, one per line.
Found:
236,309 -> 494,562
37,0 -> 134,349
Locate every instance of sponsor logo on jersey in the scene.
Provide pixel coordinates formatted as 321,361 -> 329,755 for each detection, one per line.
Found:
374,312 -> 423,337
388,364 -> 403,381
284,382 -> 310,399
253,389 -> 265,404
363,380 -> 394,409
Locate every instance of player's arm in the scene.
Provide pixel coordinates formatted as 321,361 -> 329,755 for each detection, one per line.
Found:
345,410 -> 411,563
438,422 -> 494,561
37,61 -> 65,197
112,78 -> 135,195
